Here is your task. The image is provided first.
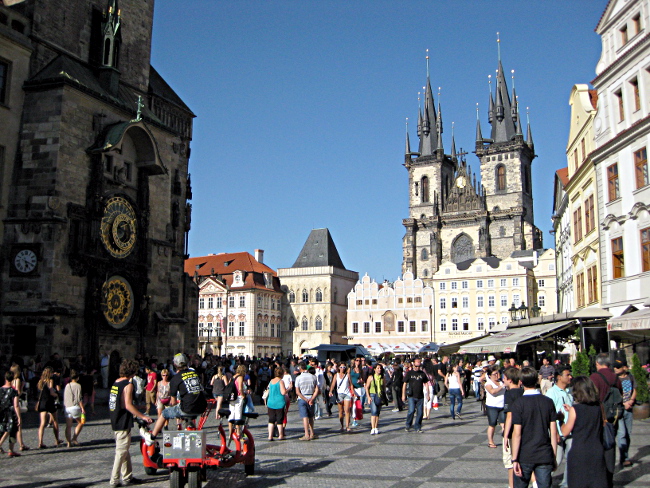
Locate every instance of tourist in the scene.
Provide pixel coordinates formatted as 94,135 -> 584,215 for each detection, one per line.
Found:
402,357 -> 429,433
350,358 -> 365,427
266,367 -> 287,441
485,365 -> 505,448
144,365 -> 157,416
545,365 -> 573,488
502,366 -> 524,488
614,359 -> 636,468
511,367 -> 558,488
9,364 -> 29,451
391,359 -> 404,412
538,358 -> 555,395
561,376 -> 607,488
63,370 -> 85,447
209,367 -> 228,420
365,363 -> 386,435
295,361 -> 319,441
330,362 -> 354,432
36,366 -> 61,448
0,371 -> 22,458
445,359 -> 465,420
472,360 -> 483,400
156,368 -> 172,428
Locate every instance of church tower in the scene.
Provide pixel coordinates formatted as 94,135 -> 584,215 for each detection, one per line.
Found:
402,43 -> 543,282
475,49 -> 542,256
402,52 -> 457,279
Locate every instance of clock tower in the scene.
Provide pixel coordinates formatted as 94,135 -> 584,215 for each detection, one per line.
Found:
0,0 -> 196,362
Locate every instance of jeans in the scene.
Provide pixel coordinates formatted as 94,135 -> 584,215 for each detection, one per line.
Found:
449,388 -> 463,417
616,409 -> 633,463
393,387 -> 404,410
556,437 -> 572,488
514,462 -> 553,488
473,379 -> 481,399
405,397 -> 424,431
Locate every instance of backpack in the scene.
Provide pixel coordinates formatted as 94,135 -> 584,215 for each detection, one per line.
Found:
222,378 -> 237,402
597,372 -> 624,423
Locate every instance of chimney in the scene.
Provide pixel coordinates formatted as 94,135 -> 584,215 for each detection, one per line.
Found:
254,249 -> 264,264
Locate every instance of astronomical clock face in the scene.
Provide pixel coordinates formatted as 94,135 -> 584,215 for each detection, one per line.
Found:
100,196 -> 137,258
102,276 -> 134,329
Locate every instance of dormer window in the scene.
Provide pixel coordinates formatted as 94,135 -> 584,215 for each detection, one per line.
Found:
232,270 -> 244,287
263,272 -> 273,289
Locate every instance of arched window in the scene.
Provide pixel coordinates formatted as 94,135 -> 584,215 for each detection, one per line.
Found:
421,248 -> 428,260
289,290 -> 295,303
496,165 -> 506,191
421,176 -> 430,203
423,269 -> 429,277
333,288 -> 338,304
315,288 -> 323,302
301,317 -> 308,330
315,316 -> 323,330
302,289 -> 308,302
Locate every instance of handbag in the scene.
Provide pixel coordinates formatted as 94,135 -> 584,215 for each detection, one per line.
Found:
354,398 -> 364,420
262,386 -> 270,402
35,386 -> 45,412
19,395 -> 28,414
601,403 -> 616,450
244,394 -> 255,414
159,397 -> 171,405
432,394 -> 439,410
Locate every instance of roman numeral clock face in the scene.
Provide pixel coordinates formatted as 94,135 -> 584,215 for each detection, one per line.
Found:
100,196 -> 137,258
14,249 -> 37,273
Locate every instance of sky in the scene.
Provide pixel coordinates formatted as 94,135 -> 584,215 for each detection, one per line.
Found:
150,0 -> 607,281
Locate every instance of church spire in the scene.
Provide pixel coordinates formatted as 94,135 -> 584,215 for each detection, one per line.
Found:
526,107 -> 534,148
451,122 -> 457,162
487,34 -> 517,143
436,87 -> 443,153
476,103 -> 483,144
405,118 -> 411,155
488,75 -> 494,124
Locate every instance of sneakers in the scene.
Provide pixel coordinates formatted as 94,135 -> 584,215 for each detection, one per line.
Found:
314,416 -> 321,420
391,408 -> 399,412
415,429 -> 423,433
370,428 -> 376,435
375,428 -> 380,435
141,429 -> 155,446
455,413 -> 463,420
351,420 -> 359,427
122,478 -> 145,486
404,427 -> 411,432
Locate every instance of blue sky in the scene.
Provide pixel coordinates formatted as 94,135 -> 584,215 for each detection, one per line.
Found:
151,0 -> 606,280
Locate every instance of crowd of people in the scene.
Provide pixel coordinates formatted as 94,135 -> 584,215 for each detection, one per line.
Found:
0,350 -> 646,488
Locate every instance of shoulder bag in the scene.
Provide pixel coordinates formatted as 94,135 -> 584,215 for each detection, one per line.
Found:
600,403 -> 616,450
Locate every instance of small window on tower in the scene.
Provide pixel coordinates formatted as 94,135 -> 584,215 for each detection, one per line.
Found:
496,165 -> 506,191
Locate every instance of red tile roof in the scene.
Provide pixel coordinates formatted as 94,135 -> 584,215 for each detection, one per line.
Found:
556,167 -> 569,186
589,90 -> 598,110
185,252 -> 276,277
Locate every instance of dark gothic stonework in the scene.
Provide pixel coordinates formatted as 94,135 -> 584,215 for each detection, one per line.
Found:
402,58 -> 543,280
0,0 -> 197,363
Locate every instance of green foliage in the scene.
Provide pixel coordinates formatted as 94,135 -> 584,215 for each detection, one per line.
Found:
588,345 -> 597,357
571,350 -> 591,377
631,353 -> 649,404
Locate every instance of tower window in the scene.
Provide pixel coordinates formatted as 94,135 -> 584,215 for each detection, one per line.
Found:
421,176 -> 430,203
421,248 -> 428,260
496,165 -> 506,191
315,288 -> 323,302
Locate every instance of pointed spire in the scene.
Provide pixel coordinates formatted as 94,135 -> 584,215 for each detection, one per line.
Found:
511,69 -> 518,121
437,87 -> 443,134
417,92 -> 422,137
488,75 -> 494,124
405,118 -> 411,155
451,122 -> 457,161
476,103 -> 483,143
422,86 -> 430,135
495,68 -> 504,121
526,107 -> 534,148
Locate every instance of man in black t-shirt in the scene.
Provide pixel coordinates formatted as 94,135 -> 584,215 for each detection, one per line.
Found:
144,353 -> 207,446
511,367 -> 557,488
502,367 -> 524,488
402,358 -> 429,433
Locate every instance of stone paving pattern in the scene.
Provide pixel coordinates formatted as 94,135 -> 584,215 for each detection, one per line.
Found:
2,396 -> 649,488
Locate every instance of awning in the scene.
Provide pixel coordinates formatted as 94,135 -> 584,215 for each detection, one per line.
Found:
457,320 -> 575,354
607,307 -> 650,340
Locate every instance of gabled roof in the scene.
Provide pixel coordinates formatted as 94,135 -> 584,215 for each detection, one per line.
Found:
186,252 -> 281,293
292,228 -> 346,269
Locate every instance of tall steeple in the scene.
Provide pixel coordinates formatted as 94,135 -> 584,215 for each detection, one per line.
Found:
488,36 -> 517,143
405,118 -> 412,156
526,108 -> 534,149
475,104 -> 483,144
420,50 -> 439,157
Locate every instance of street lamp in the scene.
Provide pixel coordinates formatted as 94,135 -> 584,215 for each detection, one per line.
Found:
518,302 -> 528,320
509,303 -> 518,321
531,303 -> 541,318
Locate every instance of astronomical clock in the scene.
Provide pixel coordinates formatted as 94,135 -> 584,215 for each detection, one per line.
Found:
100,196 -> 137,259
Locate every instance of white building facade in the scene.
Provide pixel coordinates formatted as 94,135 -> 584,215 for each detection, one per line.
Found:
592,0 -> 650,317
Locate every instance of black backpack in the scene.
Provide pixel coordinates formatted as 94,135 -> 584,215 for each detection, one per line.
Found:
597,372 -> 624,423
222,378 -> 237,402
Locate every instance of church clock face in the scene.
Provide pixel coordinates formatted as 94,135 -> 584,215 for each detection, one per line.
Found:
102,276 -> 134,329
100,196 -> 137,258
456,176 -> 467,188
14,249 -> 37,273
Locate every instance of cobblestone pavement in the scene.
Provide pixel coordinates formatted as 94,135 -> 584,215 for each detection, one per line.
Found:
2,395 -> 649,488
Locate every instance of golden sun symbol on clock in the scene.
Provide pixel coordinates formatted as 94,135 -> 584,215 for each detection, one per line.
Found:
102,276 -> 134,329
100,196 -> 137,258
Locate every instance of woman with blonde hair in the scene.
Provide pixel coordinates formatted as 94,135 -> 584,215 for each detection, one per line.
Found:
156,368 -> 172,429
228,365 -> 248,438
36,367 -> 61,448
9,364 -> 29,451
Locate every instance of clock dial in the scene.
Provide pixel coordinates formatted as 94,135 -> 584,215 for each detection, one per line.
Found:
102,276 -> 134,329
14,249 -> 37,273
100,196 -> 137,258
456,176 -> 467,188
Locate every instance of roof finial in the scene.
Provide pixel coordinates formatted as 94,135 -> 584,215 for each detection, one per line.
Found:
526,106 -> 534,147
497,31 -> 501,63
488,74 -> 494,124
426,48 -> 430,80
405,117 -> 411,155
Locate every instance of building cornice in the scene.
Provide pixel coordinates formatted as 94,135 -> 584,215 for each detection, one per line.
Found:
592,113 -> 650,162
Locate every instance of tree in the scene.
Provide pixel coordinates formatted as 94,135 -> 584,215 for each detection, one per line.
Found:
631,353 -> 649,404
571,350 -> 591,377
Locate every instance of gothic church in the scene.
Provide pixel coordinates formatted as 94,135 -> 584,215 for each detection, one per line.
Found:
402,53 -> 543,280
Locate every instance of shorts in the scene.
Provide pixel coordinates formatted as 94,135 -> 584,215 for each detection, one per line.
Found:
267,407 -> 285,424
162,404 -> 192,420
338,393 -> 352,403
228,396 -> 244,423
486,406 -> 505,427
502,441 -> 513,469
65,406 -> 82,419
298,398 -> 315,418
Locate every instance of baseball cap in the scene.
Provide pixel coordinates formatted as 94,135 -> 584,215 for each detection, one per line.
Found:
173,353 -> 188,367
613,359 -> 627,368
